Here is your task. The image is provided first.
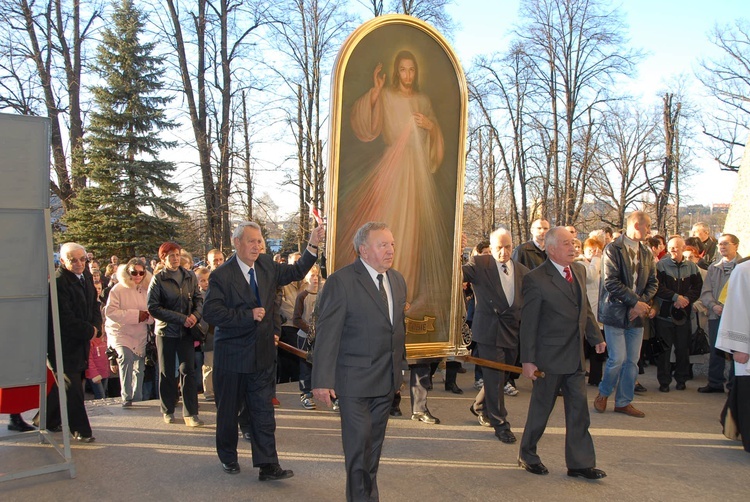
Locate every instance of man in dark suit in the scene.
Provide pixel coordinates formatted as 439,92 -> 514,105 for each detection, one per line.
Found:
463,228 -> 529,443
312,222 -> 407,502
518,227 -> 607,479
46,242 -> 102,442
203,221 -> 324,480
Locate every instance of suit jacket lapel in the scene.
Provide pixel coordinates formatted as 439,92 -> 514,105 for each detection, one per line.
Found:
386,269 -> 401,324
571,264 -> 584,304
511,260 -> 524,308
254,258 -> 271,307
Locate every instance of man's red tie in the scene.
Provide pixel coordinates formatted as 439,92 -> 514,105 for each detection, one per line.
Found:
564,266 -> 573,283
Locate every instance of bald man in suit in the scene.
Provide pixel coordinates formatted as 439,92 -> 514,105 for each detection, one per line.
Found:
518,226 -> 607,479
313,222 -> 407,502
463,227 -> 529,443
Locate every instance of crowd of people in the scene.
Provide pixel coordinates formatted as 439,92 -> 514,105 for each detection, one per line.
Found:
6,215 -> 748,500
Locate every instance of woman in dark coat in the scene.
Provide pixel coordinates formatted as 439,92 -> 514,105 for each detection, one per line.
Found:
147,242 -> 204,427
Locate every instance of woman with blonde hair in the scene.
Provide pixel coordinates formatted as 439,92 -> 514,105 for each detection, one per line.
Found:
106,258 -> 154,407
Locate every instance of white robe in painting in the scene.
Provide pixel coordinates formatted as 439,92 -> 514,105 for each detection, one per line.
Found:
341,85 -> 448,316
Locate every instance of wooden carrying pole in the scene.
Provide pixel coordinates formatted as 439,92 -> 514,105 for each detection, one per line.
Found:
458,354 -> 545,379
276,341 -> 545,378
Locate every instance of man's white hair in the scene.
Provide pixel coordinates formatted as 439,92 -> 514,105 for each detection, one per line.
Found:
232,221 -> 262,240
544,227 -> 569,249
489,227 -> 511,244
60,242 -> 86,260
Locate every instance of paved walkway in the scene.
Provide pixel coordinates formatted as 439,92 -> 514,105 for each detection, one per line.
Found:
1,363 -> 747,501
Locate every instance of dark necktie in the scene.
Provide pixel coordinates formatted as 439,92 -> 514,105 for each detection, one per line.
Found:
248,269 -> 262,306
377,273 -> 388,308
563,266 -> 573,283
79,276 -> 86,288
502,263 -> 509,276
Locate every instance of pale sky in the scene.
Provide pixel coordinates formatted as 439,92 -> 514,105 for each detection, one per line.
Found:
446,0 -> 746,208
221,1 -> 746,219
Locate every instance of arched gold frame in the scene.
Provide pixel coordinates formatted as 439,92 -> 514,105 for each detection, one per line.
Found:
325,15 -> 468,359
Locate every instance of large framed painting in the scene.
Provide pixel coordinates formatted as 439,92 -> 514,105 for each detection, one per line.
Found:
325,15 -> 468,359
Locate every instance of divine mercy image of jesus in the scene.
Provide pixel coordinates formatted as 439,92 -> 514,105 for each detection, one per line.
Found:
336,49 -> 452,320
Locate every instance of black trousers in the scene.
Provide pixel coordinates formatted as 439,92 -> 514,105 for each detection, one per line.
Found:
157,336 -> 198,417
214,366 -> 278,466
46,370 -> 92,436
339,392 -> 393,502
277,326 -> 300,383
655,319 -> 691,386
475,343 -> 514,431
585,330 -> 607,385
728,376 -> 750,452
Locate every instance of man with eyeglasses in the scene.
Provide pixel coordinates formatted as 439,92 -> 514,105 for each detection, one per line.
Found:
45,242 -> 102,442
699,234 -> 742,393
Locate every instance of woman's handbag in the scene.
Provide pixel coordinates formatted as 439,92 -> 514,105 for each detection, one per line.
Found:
690,327 -> 711,356
646,335 -> 669,358
190,323 -> 207,342
144,328 -> 157,367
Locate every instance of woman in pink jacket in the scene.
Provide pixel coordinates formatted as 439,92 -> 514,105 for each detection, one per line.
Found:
105,259 -> 153,407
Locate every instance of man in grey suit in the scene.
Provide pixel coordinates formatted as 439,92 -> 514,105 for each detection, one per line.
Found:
518,226 -> 607,479
463,227 -> 529,443
312,222 -> 407,502
203,221 -> 324,480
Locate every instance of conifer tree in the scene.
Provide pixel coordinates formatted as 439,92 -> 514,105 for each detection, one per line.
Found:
64,0 -> 182,259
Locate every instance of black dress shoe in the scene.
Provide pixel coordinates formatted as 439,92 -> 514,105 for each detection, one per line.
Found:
469,403 -> 480,417
47,425 -> 63,433
259,463 -> 294,481
390,407 -> 403,417
567,467 -> 607,480
518,459 -> 548,475
659,384 -> 670,393
411,410 -> 440,424
495,429 -> 517,444
697,385 -> 725,393
222,461 -> 241,474
445,382 -> 463,394
634,382 -> 647,393
8,414 -> 35,432
675,382 -> 686,391
242,431 -> 252,442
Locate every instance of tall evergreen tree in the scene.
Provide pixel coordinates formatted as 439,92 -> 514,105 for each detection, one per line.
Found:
64,0 -> 182,259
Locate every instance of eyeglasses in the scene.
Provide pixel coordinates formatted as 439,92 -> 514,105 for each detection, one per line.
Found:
130,270 -> 146,276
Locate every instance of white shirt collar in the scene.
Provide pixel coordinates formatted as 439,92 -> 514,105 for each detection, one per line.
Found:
361,258 -> 385,284
549,259 -> 570,278
236,258 -> 256,284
